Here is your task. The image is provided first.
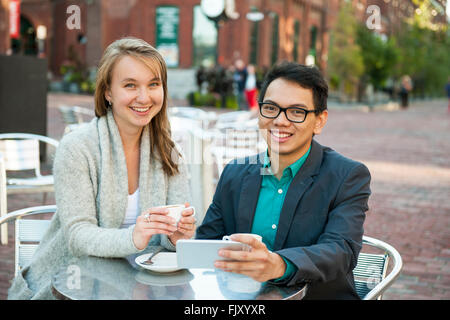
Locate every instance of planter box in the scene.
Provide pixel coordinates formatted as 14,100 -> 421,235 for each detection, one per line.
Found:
0,55 -> 48,159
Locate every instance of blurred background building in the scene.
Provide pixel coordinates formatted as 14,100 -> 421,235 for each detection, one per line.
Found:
0,0 -> 448,101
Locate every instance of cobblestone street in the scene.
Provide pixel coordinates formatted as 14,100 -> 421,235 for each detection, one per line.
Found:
0,93 -> 449,299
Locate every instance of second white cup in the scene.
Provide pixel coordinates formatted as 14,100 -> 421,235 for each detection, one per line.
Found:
162,204 -> 195,225
222,233 -> 262,242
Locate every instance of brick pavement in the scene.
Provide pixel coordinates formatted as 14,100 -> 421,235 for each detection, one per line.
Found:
0,93 -> 449,299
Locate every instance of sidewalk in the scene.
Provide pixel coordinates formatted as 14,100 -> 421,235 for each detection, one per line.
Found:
1,93 -> 449,299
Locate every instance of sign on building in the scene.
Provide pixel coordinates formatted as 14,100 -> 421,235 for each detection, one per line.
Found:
156,6 -> 179,68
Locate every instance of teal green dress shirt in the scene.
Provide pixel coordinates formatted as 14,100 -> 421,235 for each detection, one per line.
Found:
251,146 -> 311,282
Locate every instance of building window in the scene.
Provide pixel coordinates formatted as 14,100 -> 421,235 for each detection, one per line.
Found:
293,20 -> 300,62
249,20 -> 259,65
155,6 -> 180,67
309,25 -> 317,58
192,5 -> 217,67
271,13 -> 279,66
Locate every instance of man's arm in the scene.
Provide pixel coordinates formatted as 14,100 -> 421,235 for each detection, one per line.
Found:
277,163 -> 371,286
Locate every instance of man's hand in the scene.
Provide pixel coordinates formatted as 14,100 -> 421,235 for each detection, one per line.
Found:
214,234 -> 286,282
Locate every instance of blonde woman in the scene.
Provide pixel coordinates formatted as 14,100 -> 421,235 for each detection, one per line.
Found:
8,37 -> 196,299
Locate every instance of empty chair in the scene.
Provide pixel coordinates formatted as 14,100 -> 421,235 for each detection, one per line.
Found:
0,133 -> 59,244
58,105 -> 95,134
169,106 -> 216,130
354,235 -> 403,300
214,110 -> 255,130
0,154 -> 7,244
169,116 -> 214,225
0,205 -> 56,276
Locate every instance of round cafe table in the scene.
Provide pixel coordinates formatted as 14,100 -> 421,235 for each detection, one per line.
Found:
51,248 -> 307,300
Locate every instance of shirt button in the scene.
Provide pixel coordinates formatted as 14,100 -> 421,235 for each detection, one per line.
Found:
272,224 -> 277,229
278,189 -> 283,194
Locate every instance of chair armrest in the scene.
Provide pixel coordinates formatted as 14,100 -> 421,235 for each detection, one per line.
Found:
0,133 -> 59,148
362,236 -> 403,300
0,205 -> 57,225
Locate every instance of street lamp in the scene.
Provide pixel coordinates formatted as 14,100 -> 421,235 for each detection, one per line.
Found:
200,0 -> 239,64
36,25 -> 47,58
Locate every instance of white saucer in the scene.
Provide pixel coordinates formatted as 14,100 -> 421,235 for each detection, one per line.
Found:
135,269 -> 194,286
135,252 -> 182,273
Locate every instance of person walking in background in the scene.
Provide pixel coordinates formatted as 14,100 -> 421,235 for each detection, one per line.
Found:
446,76 -> 450,113
399,75 -> 413,109
233,59 -> 248,110
245,64 -> 258,113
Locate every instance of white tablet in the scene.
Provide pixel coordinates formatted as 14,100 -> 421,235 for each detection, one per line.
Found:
176,239 -> 249,269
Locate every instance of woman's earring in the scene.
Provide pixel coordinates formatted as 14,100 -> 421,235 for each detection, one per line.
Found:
108,100 -> 112,107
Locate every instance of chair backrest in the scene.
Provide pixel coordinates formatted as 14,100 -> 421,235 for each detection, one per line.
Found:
0,205 -> 56,277
354,236 -> 403,300
59,105 -> 95,124
59,106 -> 95,134
0,133 -> 59,178
0,138 -> 40,171
0,155 -> 7,244
59,105 -> 83,125
215,111 -> 256,130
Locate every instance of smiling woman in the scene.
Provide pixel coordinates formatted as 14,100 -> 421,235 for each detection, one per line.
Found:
7,37 -> 197,300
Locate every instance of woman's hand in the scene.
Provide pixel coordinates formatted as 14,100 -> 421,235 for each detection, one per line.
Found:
168,202 -> 196,246
132,206 -> 177,250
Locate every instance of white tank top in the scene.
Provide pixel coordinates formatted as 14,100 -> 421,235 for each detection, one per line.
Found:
120,188 -> 140,229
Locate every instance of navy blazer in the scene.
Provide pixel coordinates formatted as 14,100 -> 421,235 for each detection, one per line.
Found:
196,140 -> 371,299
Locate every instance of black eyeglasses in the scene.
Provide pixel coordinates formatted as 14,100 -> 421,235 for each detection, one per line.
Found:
258,101 -> 318,123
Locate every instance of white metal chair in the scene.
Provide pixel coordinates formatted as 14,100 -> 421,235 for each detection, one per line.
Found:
214,110 -> 254,130
169,116 -> 215,225
0,154 -> 7,245
0,205 -> 56,276
169,106 -> 217,130
0,133 -> 59,244
354,235 -> 403,300
58,105 -> 95,134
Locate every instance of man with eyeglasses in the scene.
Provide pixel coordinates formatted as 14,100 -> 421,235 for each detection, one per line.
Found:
196,62 -> 371,299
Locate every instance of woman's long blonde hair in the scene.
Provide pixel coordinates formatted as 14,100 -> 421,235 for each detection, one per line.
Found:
94,37 -> 180,176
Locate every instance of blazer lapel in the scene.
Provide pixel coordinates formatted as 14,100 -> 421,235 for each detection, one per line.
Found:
273,140 -> 324,250
236,154 -> 264,233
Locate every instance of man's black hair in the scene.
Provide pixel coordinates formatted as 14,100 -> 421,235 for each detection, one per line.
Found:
258,61 -> 328,113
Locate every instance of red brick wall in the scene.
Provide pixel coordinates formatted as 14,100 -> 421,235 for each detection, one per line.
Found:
0,0 -> 10,54
14,0 -> 334,72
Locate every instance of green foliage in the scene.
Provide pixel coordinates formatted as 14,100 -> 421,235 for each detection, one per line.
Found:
327,2 -> 365,100
187,91 -> 238,109
356,25 -> 399,90
392,19 -> 450,97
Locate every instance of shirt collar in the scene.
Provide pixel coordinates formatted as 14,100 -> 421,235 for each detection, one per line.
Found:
263,145 -> 312,178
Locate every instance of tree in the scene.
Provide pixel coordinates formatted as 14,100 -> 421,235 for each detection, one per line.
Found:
327,2 -> 365,101
356,25 -> 399,91
392,1 -> 450,97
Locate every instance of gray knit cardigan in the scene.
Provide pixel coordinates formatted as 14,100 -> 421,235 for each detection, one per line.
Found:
8,110 -> 192,299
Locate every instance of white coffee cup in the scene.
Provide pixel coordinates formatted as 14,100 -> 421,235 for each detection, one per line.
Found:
162,204 -> 195,225
222,233 -> 262,242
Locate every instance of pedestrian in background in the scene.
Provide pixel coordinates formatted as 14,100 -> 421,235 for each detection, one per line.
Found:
399,75 -> 413,109
245,64 -> 258,113
446,76 -> 450,113
233,59 -> 248,110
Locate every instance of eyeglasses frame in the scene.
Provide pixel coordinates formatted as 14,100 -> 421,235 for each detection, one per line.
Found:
258,101 -> 320,123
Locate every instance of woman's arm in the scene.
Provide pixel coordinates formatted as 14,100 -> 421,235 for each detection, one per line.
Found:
54,136 -> 142,258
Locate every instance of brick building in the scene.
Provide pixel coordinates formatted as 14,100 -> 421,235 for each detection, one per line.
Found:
1,0 -> 442,78
0,0 -> 341,75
